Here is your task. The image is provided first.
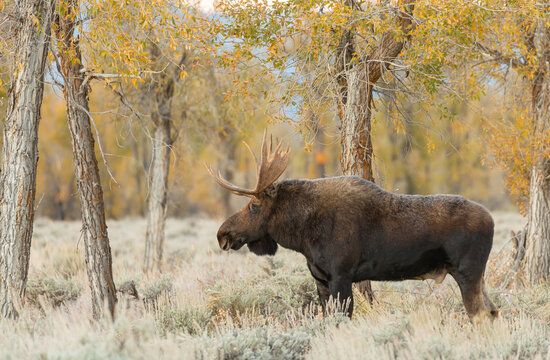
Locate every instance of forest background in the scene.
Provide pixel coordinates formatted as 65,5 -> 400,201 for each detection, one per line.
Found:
0,4 -> 517,222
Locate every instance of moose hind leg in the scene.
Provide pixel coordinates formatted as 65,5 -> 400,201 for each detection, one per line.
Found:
452,273 -> 492,322
449,229 -> 495,322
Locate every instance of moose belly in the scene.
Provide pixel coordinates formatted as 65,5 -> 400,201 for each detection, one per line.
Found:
354,247 -> 451,282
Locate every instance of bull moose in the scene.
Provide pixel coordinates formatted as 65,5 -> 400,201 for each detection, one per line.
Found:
207,132 -> 498,321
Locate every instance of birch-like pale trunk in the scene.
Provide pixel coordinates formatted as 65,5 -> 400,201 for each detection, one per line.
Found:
0,0 -> 55,319
143,50 -> 184,273
524,61 -> 550,284
144,121 -> 172,273
339,66 -> 375,181
56,2 -> 117,319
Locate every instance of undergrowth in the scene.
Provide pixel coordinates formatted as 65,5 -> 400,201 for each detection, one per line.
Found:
0,215 -> 548,360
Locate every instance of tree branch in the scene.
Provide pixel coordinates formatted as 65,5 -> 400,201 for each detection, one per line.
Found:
364,0 -> 415,84
473,41 -> 523,70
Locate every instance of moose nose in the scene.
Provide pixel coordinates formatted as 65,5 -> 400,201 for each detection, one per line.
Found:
217,230 -> 231,251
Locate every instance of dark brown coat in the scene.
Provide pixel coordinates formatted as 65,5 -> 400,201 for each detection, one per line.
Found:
217,176 -> 498,320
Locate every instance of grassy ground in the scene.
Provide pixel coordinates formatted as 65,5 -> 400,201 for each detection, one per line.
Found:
1,212 -> 549,359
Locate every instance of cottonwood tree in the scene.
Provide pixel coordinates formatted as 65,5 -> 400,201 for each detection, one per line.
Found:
335,0 -> 414,182
54,0 -> 117,319
465,2 -> 550,283
87,1 -> 211,272
142,46 -> 189,273
0,0 -> 56,318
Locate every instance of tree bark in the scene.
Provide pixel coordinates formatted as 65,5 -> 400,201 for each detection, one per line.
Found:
55,2 -> 117,319
336,0 -> 415,302
524,60 -> 550,284
337,1 -> 415,180
143,122 -> 172,273
0,0 -> 55,319
143,49 -> 184,273
339,66 -> 376,181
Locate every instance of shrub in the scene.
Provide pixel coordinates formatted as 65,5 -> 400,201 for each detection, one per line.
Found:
142,274 -> 174,311
157,307 -> 213,335
192,316 -> 348,360
26,277 -> 81,308
51,248 -> 85,279
206,266 -> 317,319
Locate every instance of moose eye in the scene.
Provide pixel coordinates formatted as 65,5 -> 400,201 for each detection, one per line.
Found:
249,202 -> 259,213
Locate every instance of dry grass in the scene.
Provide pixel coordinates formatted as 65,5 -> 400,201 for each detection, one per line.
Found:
1,213 -> 549,359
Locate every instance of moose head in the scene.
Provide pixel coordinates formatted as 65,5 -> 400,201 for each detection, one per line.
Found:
207,132 -> 290,255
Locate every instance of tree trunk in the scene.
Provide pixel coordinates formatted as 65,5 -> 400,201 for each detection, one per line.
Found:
336,0 -> 415,303
0,0 -> 55,319
339,66 -> 376,181
144,122 -> 172,273
524,64 -> 550,284
55,2 -> 117,319
143,48 -> 184,273
338,1 -> 414,180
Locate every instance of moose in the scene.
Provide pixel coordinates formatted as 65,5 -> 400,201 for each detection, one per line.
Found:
207,132 -> 499,321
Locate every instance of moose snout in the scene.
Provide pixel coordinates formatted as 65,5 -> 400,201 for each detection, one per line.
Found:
217,230 -> 232,251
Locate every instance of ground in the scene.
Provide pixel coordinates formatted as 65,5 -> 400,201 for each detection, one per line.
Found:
0,212 -> 549,359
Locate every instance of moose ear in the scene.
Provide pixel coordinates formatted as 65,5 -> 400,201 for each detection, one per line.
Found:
247,236 -> 278,256
263,184 -> 278,198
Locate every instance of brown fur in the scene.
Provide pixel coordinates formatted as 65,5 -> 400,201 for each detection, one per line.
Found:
216,176 -> 498,320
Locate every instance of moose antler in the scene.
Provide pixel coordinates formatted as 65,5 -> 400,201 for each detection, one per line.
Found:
256,131 -> 290,193
206,130 -> 290,197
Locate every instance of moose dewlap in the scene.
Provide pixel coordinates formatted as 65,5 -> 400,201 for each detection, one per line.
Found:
207,132 -> 498,321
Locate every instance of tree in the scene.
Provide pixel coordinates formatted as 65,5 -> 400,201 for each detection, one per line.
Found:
508,12 -> 550,283
524,57 -> 550,283
0,0 -> 56,318
54,0 -> 117,319
84,0 -> 211,273
143,47 -> 188,273
336,0 -> 414,181
431,1 -> 550,283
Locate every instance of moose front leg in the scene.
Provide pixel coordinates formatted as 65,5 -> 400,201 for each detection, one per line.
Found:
329,276 -> 354,317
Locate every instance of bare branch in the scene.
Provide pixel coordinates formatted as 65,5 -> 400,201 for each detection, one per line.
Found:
473,41 -> 523,70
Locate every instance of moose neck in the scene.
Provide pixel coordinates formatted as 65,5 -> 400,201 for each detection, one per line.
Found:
266,180 -> 316,254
